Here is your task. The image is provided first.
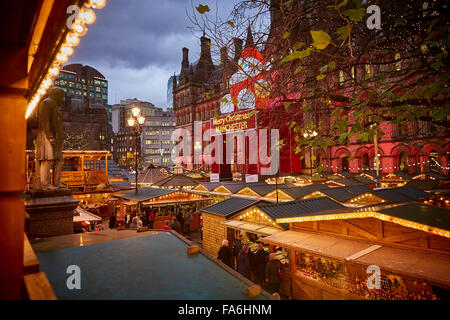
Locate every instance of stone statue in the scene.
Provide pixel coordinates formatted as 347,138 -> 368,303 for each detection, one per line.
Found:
34,87 -> 64,191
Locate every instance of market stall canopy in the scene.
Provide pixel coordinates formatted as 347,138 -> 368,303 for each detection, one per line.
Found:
406,179 -> 441,191
113,187 -> 174,202
258,197 -> 345,220
350,176 -> 374,185
261,230 -> 450,288
377,203 -> 450,232
373,186 -> 428,203
201,197 -> 263,218
221,220 -> 284,236
138,164 -> 169,185
261,230 -> 373,261
351,245 -> 450,289
74,207 -> 102,222
327,178 -> 363,187
152,174 -> 200,189
278,184 -> 330,200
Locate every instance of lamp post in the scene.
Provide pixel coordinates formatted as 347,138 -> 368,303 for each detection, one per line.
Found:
303,130 -> 318,180
127,105 -> 145,193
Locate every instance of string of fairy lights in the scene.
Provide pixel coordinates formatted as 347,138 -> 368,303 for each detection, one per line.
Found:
321,157 -> 449,172
25,0 -> 107,119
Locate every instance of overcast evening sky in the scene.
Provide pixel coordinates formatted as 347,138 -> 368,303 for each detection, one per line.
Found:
70,0 -> 238,109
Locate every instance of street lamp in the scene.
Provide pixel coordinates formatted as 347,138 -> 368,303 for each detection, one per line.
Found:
127,105 -> 145,193
303,130 -> 318,180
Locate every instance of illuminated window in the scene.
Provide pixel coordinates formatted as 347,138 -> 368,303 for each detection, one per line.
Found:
365,64 -> 371,78
339,70 -> 345,86
394,53 -> 401,71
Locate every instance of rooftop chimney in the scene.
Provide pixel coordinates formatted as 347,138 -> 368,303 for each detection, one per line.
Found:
182,48 -> 189,69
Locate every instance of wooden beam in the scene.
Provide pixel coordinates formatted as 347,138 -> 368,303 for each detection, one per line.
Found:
384,231 -> 425,243
376,220 -> 383,240
23,272 -> 57,300
343,220 -> 378,240
23,234 -> 39,275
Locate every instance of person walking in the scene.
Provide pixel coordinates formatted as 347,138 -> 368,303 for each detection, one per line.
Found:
252,244 -> 268,286
171,218 -> 182,234
176,212 -> 185,235
237,245 -> 251,279
148,208 -> 155,229
185,210 -> 193,235
217,240 -> 232,268
232,234 -> 243,270
265,253 -> 282,294
108,213 -> 116,229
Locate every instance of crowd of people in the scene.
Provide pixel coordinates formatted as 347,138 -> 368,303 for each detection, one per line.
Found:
217,234 -> 283,295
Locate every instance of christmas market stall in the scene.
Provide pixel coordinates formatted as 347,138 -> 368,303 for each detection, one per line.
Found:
378,172 -> 412,188
373,186 -> 429,204
263,202 -> 450,300
112,187 -> 212,230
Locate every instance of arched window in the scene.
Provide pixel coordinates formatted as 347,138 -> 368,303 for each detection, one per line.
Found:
341,156 -> 349,172
363,154 -> 370,171
429,150 -> 440,173
399,152 -> 408,172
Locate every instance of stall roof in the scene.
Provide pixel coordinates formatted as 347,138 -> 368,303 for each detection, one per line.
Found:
113,188 -> 174,201
201,197 -> 262,218
373,186 -> 428,203
261,230 -> 450,288
73,207 -> 102,222
406,179 -> 440,190
261,230 -> 372,261
258,197 -> 345,220
353,246 -> 450,288
279,184 -> 329,199
321,188 -> 357,202
222,220 -> 284,236
344,185 -> 373,196
152,174 -> 200,188
372,189 -> 415,203
351,176 -> 374,185
239,184 -> 277,196
197,182 -> 221,191
377,203 -> 450,232
426,172 -> 448,180
220,182 -> 246,193
389,172 -> 412,180
332,178 -> 363,186
137,165 -> 169,184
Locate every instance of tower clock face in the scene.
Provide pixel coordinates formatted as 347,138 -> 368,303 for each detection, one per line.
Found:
220,94 -> 234,114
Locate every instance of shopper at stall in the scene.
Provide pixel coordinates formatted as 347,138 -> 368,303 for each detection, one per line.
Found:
109,213 -> 116,229
217,240 -> 232,268
176,212 -> 185,235
265,253 -> 282,294
161,220 -> 172,230
252,244 -> 268,286
237,245 -> 251,279
232,234 -> 243,270
148,208 -> 155,229
171,218 -> 182,234
185,210 -> 193,235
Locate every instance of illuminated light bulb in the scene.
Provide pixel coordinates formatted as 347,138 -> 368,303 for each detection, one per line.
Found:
56,53 -> 69,63
48,67 -> 60,76
66,33 -> 80,47
80,8 -> 96,24
60,46 -> 73,56
73,23 -> 88,37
